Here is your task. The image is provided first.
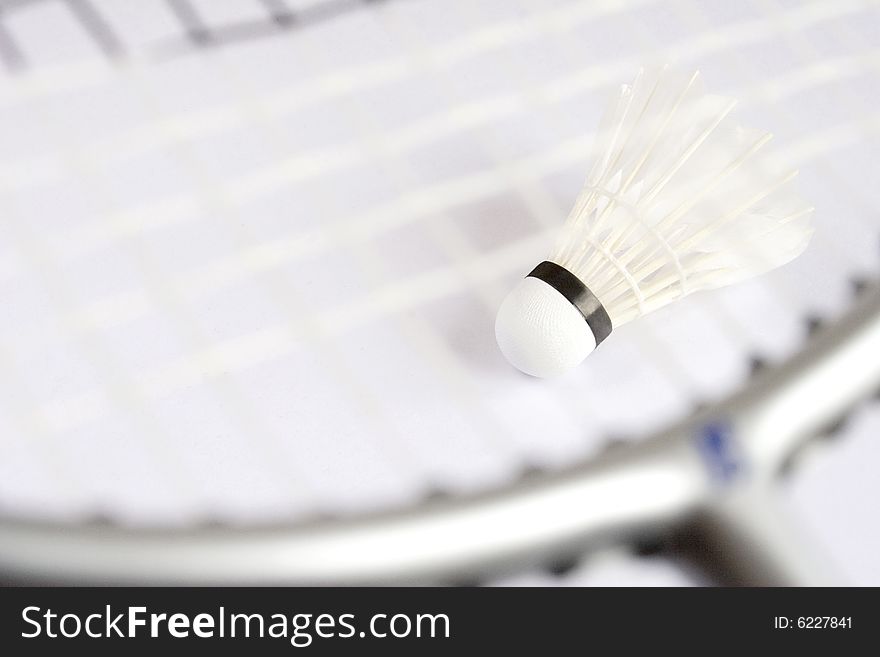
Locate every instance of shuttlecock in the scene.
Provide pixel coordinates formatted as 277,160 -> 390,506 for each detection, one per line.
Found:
496,67 -> 814,377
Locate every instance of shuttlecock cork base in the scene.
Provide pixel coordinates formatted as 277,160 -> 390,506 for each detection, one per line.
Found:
495,261 -> 612,378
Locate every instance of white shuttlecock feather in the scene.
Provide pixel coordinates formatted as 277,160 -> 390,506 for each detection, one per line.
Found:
496,67 -> 814,378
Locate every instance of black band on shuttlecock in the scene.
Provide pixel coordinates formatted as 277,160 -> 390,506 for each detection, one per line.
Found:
527,261 -> 613,345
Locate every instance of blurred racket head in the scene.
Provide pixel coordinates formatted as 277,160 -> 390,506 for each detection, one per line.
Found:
0,0 -> 879,584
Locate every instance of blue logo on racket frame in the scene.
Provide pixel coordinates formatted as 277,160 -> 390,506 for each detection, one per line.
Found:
695,420 -> 743,484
